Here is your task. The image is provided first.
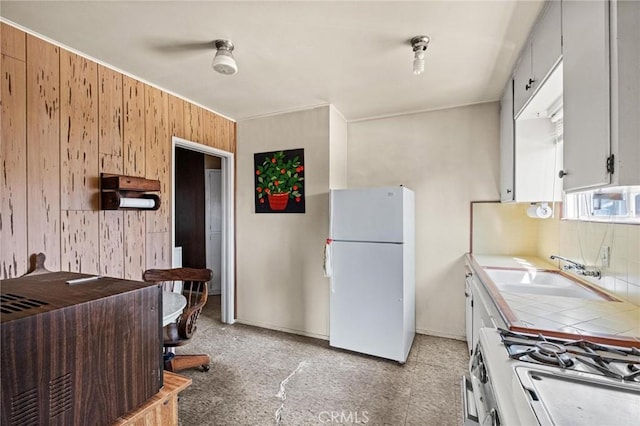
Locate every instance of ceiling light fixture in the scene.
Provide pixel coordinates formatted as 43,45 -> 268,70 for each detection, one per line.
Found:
212,39 -> 237,75
410,35 -> 430,75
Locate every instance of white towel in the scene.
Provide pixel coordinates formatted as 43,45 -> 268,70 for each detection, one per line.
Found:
323,239 -> 333,278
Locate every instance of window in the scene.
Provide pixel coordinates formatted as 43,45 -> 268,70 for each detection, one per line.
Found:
564,186 -> 640,224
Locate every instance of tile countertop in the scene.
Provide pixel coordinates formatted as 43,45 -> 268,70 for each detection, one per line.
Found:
467,254 -> 640,347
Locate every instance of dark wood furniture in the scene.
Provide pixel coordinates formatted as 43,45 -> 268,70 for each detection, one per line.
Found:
143,267 -> 213,373
0,272 -> 162,425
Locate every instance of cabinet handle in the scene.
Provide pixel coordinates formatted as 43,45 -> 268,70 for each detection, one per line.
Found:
558,170 -> 568,178
506,189 -> 512,194
465,273 -> 473,278
525,78 -> 535,91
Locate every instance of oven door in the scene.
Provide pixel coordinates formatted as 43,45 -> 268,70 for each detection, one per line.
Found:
466,343 -> 501,426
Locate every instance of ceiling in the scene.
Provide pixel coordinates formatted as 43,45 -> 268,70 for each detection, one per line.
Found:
0,1 -> 545,122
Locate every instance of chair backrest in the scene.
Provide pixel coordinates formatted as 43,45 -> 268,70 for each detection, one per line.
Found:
143,267 -> 213,340
23,253 -> 53,276
24,253 -> 51,277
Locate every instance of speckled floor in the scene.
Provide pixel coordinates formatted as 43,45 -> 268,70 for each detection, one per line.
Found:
177,296 -> 469,426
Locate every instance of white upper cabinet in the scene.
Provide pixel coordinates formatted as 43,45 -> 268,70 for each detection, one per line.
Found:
531,0 -> 562,91
499,80 -> 515,202
502,1 -> 563,203
561,0 -> 611,191
502,0 -> 639,199
612,0 -> 640,187
561,0 -> 640,191
502,64 -> 564,204
513,43 -> 533,118
513,1 -> 562,118
514,64 -> 564,203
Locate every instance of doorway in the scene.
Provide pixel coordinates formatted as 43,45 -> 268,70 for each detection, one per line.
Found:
205,167 -> 222,295
172,137 -> 235,324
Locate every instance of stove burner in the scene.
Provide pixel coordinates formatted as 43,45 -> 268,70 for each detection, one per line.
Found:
530,342 -> 575,367
536,341 -> 566,356
498,329 -> 640,382
627,364 -> 640,381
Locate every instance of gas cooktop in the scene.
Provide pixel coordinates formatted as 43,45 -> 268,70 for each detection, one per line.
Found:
467,328 -> 640,426
499,328 -> 640,382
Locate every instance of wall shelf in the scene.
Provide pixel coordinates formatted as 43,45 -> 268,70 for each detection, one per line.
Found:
100,173 -> 161,210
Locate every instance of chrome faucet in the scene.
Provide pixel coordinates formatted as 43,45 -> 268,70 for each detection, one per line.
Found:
550,255 -> 585,270
550,255 -> 601,279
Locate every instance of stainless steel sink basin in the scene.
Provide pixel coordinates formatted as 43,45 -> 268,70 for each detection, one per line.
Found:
484,269 -> 605,300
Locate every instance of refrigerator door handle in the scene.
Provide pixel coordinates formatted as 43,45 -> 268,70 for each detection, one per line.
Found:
324,239 -> 334,280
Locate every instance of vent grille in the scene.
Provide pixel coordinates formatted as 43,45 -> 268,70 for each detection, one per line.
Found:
0,293 -> 48,314
49,373 -> 73,418
10,388 -> 39,426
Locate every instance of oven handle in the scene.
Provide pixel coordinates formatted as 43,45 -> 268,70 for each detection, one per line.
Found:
461,375 -> 479,425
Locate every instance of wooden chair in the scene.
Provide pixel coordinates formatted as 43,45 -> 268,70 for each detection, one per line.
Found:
143,267 -> 213,373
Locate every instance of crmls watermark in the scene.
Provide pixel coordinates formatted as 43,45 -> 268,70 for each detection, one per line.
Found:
318,410 -> 369,424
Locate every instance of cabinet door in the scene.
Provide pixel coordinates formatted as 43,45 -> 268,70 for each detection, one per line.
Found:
513,42 -> 533,117
562,0 -> 611,191
532,0 -> 562,87
499,80 -> 515,202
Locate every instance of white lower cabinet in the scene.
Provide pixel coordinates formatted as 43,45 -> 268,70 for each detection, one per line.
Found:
465,262 -> 505,354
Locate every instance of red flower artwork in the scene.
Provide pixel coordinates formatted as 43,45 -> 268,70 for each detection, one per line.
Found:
254,148 -> 305,213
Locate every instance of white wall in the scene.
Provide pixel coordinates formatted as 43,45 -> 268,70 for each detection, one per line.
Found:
329,106 -> 348,189
236,102 -> 500,340
347,103 -> 500,339
472,202 -> 540,256
236,106 -> 332,338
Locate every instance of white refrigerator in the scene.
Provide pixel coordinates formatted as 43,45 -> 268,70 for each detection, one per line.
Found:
329,186 -> 415,363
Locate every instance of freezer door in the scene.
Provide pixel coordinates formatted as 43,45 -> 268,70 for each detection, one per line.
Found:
330,187 -> 408,243
330,241 -> 405,362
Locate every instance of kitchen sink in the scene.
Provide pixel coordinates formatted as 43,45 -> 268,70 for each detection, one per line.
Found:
484,269 -> 605,300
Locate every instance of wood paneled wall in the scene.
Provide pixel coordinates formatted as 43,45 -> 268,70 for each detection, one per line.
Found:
1,28 -> 27,278
0,23 -> 236,280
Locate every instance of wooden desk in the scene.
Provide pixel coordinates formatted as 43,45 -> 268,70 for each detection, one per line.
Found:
113,372 -> 191,426
1,272 -> 162,425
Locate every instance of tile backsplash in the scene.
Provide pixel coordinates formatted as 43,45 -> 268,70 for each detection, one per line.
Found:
472,202 -> 640,306
538,217 -> 640,306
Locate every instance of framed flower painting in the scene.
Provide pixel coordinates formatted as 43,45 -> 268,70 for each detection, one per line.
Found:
254,148 -> 305,213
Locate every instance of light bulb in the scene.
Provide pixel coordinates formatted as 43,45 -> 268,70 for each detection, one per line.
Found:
212,39 -> 237,75
212,50 -> 237,75
413,51 -> 425,75
410,35 -> 430,76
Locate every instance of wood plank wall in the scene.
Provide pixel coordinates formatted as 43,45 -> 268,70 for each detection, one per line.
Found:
0,22 -> 237,280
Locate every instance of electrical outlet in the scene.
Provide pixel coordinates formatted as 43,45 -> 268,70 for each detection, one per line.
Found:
600,246 -> 610,268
